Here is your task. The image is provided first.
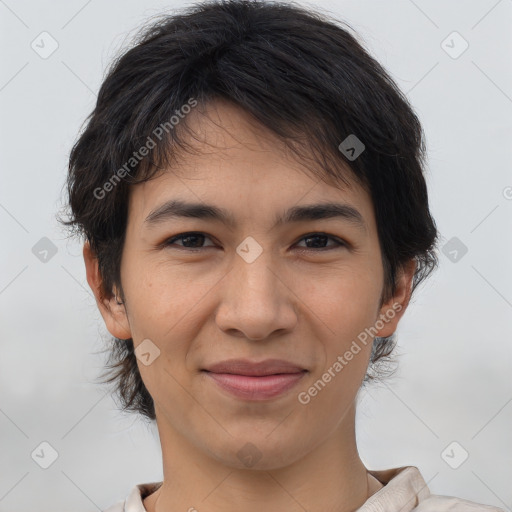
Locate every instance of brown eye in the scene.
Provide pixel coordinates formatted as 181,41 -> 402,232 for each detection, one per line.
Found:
295,233 -> 346,250
164,232 -> 216,249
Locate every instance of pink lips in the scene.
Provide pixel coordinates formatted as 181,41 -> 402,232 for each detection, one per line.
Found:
202,358 -> 307,400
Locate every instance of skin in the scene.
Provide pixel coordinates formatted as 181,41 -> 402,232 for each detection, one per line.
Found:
84,99 -> 416,512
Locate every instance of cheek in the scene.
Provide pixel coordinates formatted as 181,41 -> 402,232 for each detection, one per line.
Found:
121,259 -> 218,341
296,280 -> 376,423
305,265 -> 382,342
300,267 -> 381,400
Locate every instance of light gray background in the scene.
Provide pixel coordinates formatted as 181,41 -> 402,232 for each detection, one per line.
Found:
0,0 -> 511,510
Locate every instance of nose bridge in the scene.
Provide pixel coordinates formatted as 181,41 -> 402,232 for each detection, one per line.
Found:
215,239 -> 297,339
231,244 -> 279,305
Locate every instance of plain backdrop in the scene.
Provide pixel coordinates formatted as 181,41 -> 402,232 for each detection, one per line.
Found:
0,0 -> 511,511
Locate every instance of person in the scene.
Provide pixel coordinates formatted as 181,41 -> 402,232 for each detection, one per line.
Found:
61,1 -> 504,510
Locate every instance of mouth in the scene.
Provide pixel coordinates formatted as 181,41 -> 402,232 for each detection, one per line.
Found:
201,359 -> 308,400
202,371 -> 307,400
202,358 -> 307,376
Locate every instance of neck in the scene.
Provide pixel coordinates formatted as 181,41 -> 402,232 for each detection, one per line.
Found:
144,402 -> 375,512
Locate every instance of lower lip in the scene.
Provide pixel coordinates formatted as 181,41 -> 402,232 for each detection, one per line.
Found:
203,371 -> 307,400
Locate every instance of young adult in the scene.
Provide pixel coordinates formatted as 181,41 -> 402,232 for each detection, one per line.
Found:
62,1 -> 504,510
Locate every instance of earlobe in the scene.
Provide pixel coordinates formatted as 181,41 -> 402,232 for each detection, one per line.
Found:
83,241 -> 132,340
374,258 -> 416,339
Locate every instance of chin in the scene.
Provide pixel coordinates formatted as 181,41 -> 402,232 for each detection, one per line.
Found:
206,434 -> 308,471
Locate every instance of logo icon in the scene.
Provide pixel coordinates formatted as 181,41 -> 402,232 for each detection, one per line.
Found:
31,31 -> 59,59
31,441 -> 59,469
32,237 -> 58,263
441,31 -> 469,60
135,339 -> 161,366
441,441 -> 469,469
237,442 -> 263,468
236,236 -> 263,263
442,236 -> 468,263
338,134 -> 365,161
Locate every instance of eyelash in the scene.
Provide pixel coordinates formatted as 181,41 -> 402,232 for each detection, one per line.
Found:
162,231 -> 347,252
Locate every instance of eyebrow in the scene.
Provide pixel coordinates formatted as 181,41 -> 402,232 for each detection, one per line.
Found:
144,199 -> 367,232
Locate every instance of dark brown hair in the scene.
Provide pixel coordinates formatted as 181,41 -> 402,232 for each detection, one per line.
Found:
60,0 -> 439,421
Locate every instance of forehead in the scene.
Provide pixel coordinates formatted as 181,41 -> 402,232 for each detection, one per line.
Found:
127,99 -> 376,233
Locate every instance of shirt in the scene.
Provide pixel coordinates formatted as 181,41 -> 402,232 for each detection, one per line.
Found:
103,465 -> 505,511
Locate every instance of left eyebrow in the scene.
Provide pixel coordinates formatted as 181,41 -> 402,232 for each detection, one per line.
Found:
144,199 -> 367,233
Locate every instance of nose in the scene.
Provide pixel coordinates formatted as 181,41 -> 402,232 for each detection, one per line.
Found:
214,248 -> 298,340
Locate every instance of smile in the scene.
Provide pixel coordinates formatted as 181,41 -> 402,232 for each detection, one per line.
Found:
202,371 -> 307,400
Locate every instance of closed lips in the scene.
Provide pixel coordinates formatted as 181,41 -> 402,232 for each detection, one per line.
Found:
202,360 -> 308,401
202,358 -> 307,376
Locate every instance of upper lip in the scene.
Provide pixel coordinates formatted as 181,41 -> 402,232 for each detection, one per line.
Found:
202,359 -> 307,376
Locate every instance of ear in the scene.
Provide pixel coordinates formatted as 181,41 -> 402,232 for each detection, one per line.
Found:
83,241 -> 132,340
373,258 -> 416,338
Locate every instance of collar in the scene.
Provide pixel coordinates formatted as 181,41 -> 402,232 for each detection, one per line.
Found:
123,466 -> 430,512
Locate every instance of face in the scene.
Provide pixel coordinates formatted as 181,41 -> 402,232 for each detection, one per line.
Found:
86,99 -> 413,470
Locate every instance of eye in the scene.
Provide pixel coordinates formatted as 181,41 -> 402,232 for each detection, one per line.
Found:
294,233 -> 346,251
163,232 -> 217,250
163,232 -> 347,252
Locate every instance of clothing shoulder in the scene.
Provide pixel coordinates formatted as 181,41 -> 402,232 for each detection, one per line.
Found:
361,466 -> 504,512
414,494 -> 505,511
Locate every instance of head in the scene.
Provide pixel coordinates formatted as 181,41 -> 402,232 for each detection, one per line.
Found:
61,0 -> 438,462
